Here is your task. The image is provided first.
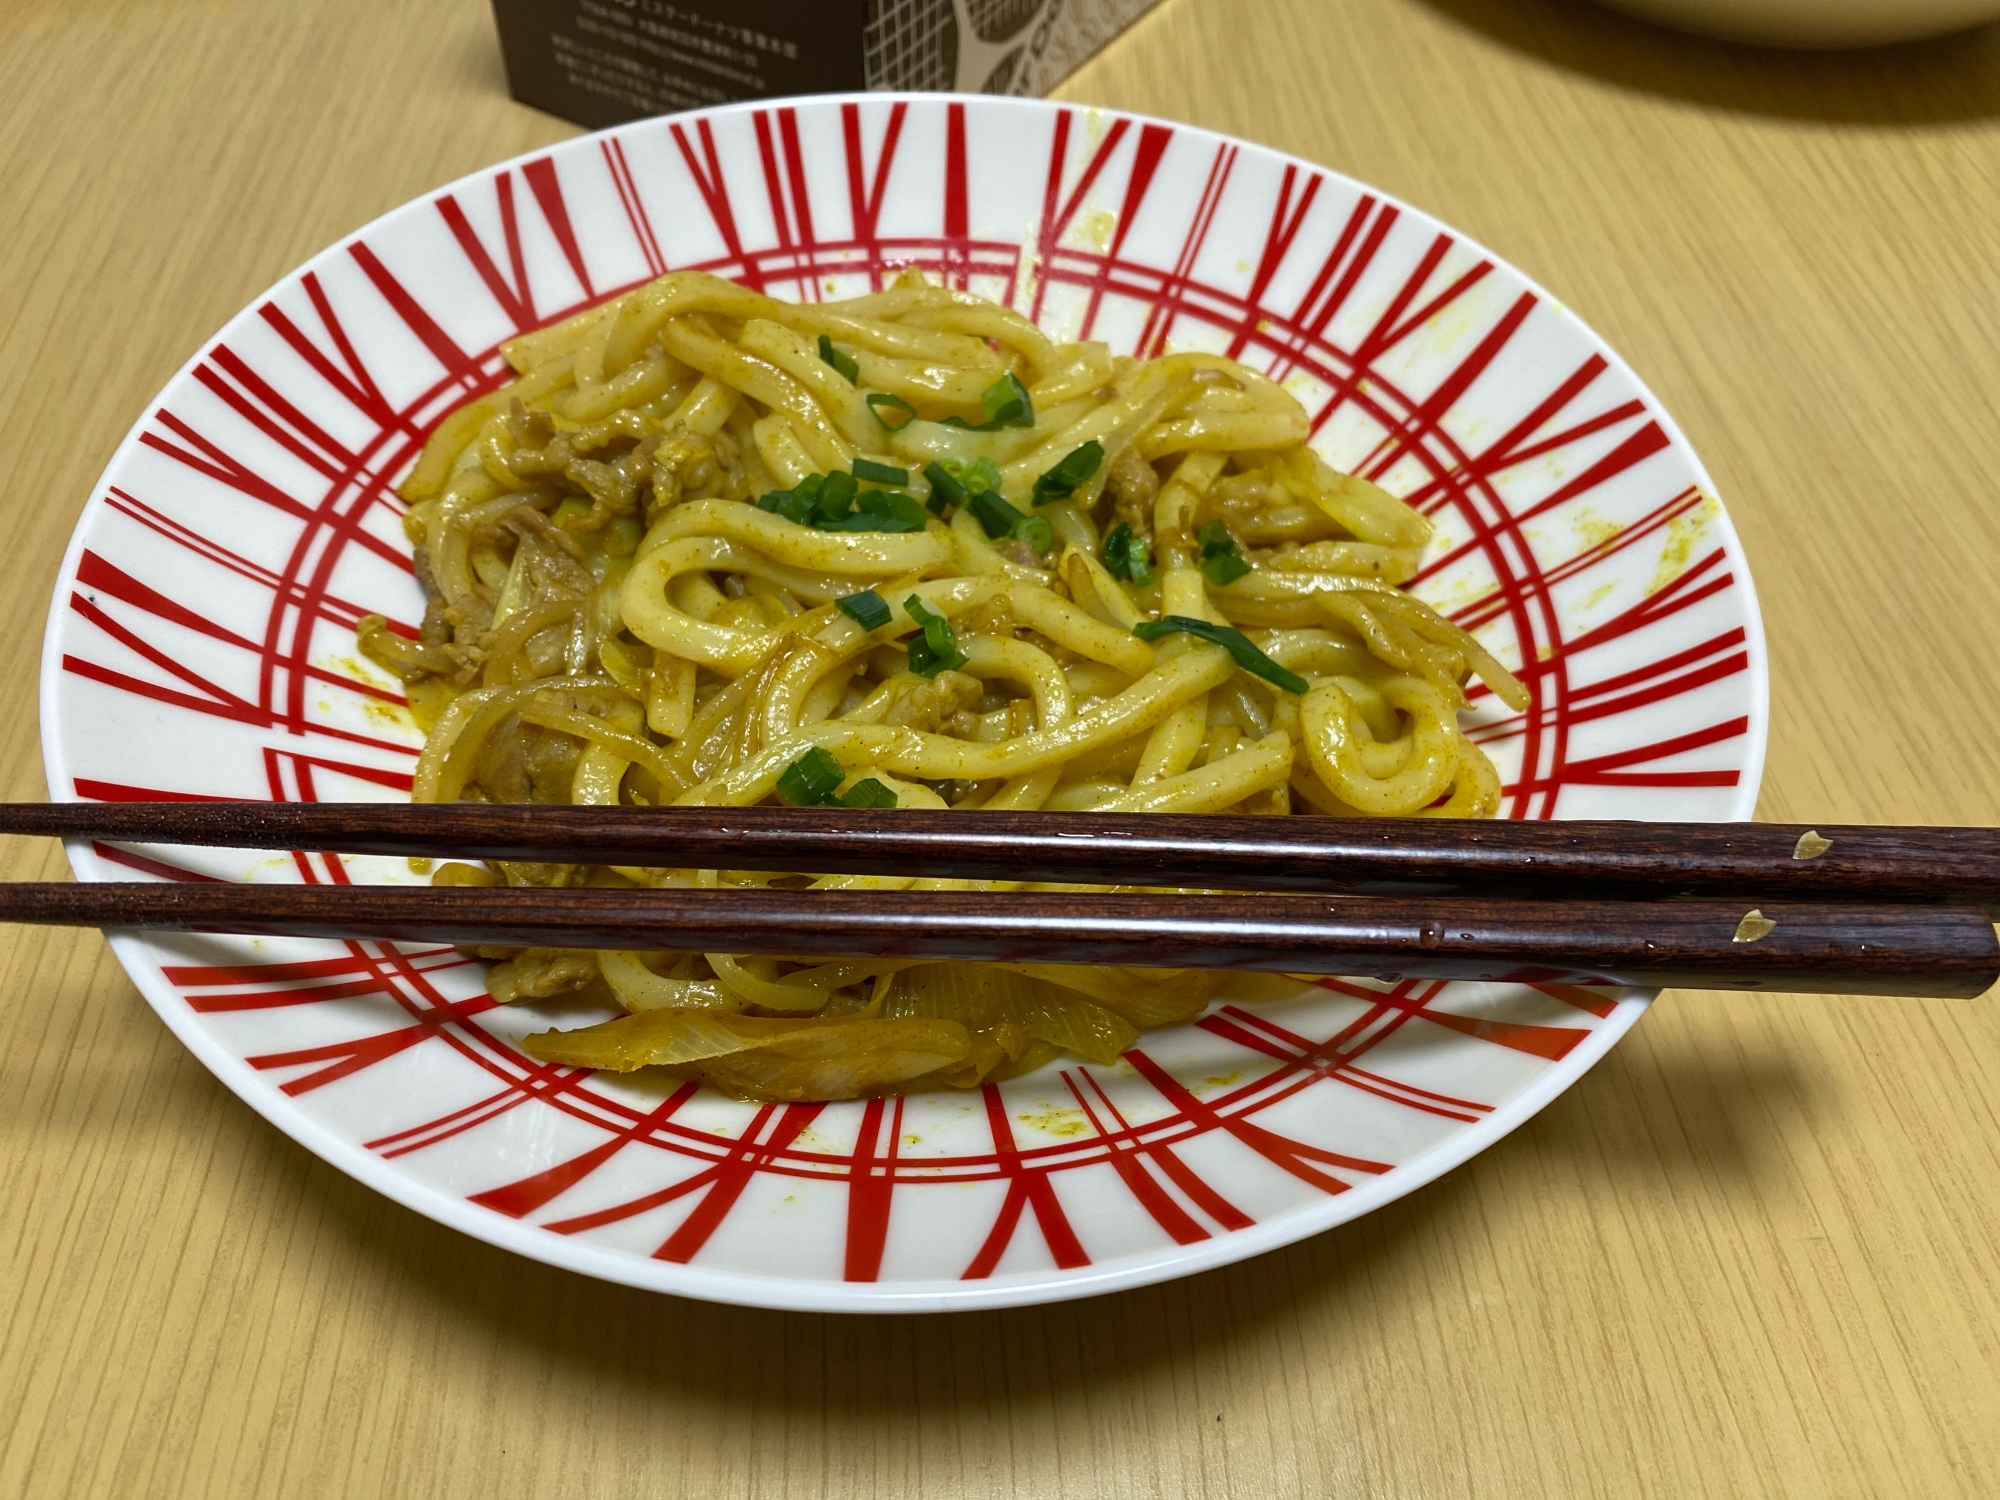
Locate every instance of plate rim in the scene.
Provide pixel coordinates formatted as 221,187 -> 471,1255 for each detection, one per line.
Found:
37,91 -> 1771,1312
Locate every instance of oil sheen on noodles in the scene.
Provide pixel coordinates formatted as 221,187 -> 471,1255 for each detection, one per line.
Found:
359,270 -> 1530,1103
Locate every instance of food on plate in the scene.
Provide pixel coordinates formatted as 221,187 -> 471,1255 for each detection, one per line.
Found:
361,270 -> 1528,1100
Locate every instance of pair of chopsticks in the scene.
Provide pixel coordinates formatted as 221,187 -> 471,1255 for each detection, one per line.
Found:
0,802 -> 1994,998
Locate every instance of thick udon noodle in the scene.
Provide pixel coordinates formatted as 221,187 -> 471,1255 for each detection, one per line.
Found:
363,270 -> 1529,1102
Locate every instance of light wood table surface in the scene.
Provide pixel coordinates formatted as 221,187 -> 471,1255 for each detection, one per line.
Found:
5,0 -> 2000,1495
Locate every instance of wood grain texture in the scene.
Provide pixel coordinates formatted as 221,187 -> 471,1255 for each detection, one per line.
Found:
3,0 -> 2000,1495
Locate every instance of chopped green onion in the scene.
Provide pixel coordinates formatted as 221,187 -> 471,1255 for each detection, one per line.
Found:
772,752 -> 900,812
817,334 -> 859,384
904,595 -> 969,677
1031,440 -> 1104,505
775,749 -> 900,808
762,471 -> 924,533
551,496 -> 593,529
1102,522 -> 1155,587
864,490 -> 927,527
966,487 -> 1019,539
1201,552 -> 1251,586
776,747 -> 847,806
967,487 -> 1052,554
837,777 -> 899,809
979,372 -> 1034,429
923,461 -> 965,516
852,457 -> 910,487
757,473 -> 825,526
942,372 -> 1036,431
927,455 -> 1004,509
955,457 -> 1004,493
1197,520 -> 1252,586
1130,615 -> 1310,694
822,490 -> 926,532
815,469 -> 859,522
835,590 -> 892,631
866,392 -> 918,429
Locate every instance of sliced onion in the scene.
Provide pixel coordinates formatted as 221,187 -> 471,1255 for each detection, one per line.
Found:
695,1018 -> 971,1101
885,963 -> 1138,1066
525,1007 -> 964,1075
1000,963 -> 1215,1029
597,950 -> 738,1013
523,1010 -> 824,1070
705,953 -> 873,1012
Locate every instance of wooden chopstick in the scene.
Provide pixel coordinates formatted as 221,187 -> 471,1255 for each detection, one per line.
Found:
0,881 -> 1992,998
5,802 -> 1998,910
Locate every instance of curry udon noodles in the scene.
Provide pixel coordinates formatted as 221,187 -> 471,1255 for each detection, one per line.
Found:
361,270 -> 1529,1102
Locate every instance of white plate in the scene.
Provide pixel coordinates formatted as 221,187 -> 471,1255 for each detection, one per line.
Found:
40,94 -> 1767,1311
